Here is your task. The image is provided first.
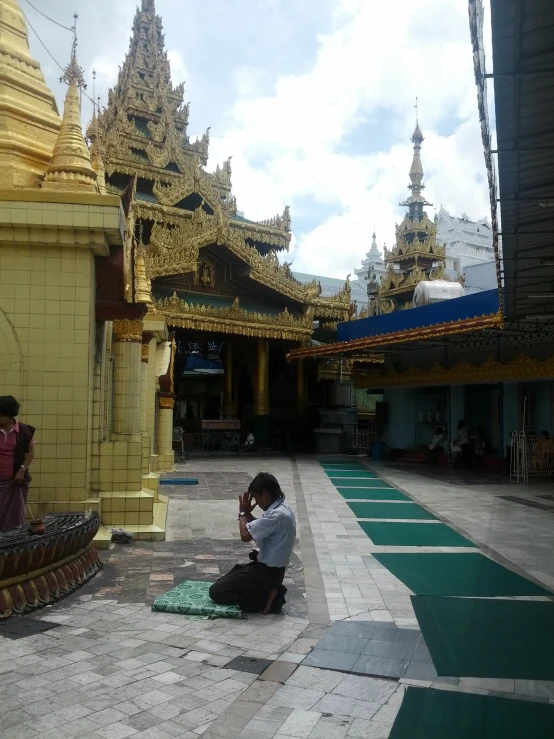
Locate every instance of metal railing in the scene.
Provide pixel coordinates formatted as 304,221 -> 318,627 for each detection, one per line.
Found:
510,433 -> 554,482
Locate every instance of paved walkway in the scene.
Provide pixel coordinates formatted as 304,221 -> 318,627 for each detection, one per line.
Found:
1,456 -> 553,739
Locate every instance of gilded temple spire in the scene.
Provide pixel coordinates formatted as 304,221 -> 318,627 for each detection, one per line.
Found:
0,0 -> 61,187
400,101 -> 432,221
42,19 -> 98,193
378,107 -> 447,310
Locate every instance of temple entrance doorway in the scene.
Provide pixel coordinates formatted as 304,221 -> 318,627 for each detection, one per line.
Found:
172,328 -> 297,454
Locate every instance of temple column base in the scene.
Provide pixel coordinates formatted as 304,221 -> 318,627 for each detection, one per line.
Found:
88,439 -> 168,544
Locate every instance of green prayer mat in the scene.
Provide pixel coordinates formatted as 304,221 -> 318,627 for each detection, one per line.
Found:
152,580 -> 244,619
347,501 -> 437,520
373,552 -> 551,596
358,521 -> 475,546
412,596 -> 554,679
337,487 -> 410,501
389,686 -> 554,738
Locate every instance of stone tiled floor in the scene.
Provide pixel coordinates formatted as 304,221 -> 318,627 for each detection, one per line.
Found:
2,455 -> 554,739
298,457 -> 554,626
83,469 -> 307,616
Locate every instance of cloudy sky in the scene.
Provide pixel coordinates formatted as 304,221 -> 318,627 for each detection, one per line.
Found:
28,0 -> 493,278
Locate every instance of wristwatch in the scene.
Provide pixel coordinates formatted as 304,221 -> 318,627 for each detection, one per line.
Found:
238,512 -> 247,520
20,465 -> 26,471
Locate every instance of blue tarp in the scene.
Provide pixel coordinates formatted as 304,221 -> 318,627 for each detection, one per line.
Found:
337,289 -> 500,343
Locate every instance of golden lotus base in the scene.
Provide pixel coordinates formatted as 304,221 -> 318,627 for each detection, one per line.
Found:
0,513 -> 102,620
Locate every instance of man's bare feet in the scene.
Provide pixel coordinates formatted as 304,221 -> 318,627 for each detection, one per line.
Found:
261,588 -> 278,615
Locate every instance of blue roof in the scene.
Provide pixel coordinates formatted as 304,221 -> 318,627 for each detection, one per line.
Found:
337,289 -> 501,343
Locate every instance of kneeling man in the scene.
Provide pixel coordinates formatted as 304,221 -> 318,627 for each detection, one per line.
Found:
209,472 -> 296,614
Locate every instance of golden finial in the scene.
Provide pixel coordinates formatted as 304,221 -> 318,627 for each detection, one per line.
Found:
42,13 -> 98,193
61,14 -> 86,88
412,97 -> 423,142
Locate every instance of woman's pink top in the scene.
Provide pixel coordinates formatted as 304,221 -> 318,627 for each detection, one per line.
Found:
0,421 -> 35,479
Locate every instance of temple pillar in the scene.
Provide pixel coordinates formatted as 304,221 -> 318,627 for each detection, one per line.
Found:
112,319 -> 142,437
141,332 -> 155,433
223,339 -> 236,417
296,359 -> 306,415
157,335 -> 176,471
157,394 -> 175,471
252,338 -> 269,444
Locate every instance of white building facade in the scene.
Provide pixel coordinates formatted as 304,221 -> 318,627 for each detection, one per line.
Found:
353,230 -> 387,293
436,207 -> 494,278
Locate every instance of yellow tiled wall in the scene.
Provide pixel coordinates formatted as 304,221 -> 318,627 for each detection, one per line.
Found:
0,242 -> 95,513
0,195 -> 169,541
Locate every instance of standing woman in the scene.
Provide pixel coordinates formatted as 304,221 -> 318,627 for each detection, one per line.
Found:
0,396 -> 35,532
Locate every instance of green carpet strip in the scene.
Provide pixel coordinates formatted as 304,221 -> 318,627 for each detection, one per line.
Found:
152,580 -> 244,619
412,597 -> 554,680
373,552 -> 550,596
328,477 -> 391,487
389,687 -> 554,739
347,501 -> 438,520
326,470 -> 379,479
337,488 -> 410,501
320,464 -> 365,470
358,521 -> 474,546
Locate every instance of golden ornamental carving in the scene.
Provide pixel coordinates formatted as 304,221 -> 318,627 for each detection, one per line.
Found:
145,212 -> 215,278
135,244 -> 153,303
429,263 -> 449,281
355,353 -> 554,389
113,319 -> 143,343
194,256 -> 216,288
317,358 -> 353,382
139,207 -> 349,318
158,395 -> 175,410
156,293 -> 313,341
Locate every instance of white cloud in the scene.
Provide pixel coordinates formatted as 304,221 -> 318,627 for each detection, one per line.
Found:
206,0 -> 490,276
167,50 -> 188,86
90,55 -> 119,89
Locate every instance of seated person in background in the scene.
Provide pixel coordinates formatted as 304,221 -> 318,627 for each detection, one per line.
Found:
243,429 -> 255,451
427,426 -> 445,465
209,472 -> 296,615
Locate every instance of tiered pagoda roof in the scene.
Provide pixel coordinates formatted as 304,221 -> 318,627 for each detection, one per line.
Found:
90,0 -> 350,325
379,118 -> 447,310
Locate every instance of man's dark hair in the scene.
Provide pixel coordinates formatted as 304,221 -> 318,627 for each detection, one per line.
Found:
248,472 -> 284,502
0,396 -> 19,418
